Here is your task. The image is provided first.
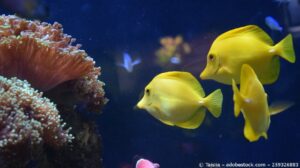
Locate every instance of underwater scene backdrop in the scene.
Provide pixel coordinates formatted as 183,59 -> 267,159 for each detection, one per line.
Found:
0,0 -> 300,168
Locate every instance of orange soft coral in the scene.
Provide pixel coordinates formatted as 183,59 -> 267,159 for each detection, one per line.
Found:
0,15 -> 95,91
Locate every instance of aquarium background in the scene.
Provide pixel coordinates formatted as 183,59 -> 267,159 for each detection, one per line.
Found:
1,0 -> 299,167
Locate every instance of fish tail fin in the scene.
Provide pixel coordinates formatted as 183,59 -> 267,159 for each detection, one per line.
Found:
275,34 -> 296,63
203,89 -> 223,118
269,101 -> 294,116
232,79 -> 243,117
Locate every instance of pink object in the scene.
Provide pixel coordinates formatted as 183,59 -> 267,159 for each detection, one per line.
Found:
136,159 -> 160,168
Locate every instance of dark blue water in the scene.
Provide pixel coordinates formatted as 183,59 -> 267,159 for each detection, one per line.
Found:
2,0 -> 299,167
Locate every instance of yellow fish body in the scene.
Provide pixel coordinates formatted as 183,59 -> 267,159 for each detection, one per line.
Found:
232,64 -> 292,142
136,71 -> 223,129
200,25 -> 296,85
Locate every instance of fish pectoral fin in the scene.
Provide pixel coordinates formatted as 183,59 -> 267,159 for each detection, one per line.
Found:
175,109 -> 206,129
158,119 -> 175,126
269,101 -> 294,116
218,66 -> 232,75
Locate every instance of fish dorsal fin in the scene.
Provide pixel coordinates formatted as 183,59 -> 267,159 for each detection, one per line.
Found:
217,25 -> 273,45
240,64 -> 260,92
155,71 -> 205,97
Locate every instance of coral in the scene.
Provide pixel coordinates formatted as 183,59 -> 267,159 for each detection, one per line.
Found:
73,67 -> 108,112
43,67 -> 108,113
0,14 -> 96,91
45,106 -> 103,168
0,14 -> 106,167
0,14 -> 107,110
0,76 -> 73,148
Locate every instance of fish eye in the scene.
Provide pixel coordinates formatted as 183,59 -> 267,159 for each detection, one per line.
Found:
208,54 -> 215,61
146,89 -> 150,96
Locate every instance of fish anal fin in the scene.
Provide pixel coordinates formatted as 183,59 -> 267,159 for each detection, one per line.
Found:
175,109 -> 206,129
217,25 -> 273,45
158,119 -> 175,126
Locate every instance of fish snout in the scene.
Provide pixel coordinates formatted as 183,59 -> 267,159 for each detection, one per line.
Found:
133,105 -> 139,110
200,65 -> 217,80
200,69 -> 209,79
136,100 -> 144,109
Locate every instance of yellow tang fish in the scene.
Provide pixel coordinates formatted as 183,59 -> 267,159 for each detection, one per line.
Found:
232,64 -> 293,142
136,71 -> 223,129
200,25 -> 296,85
